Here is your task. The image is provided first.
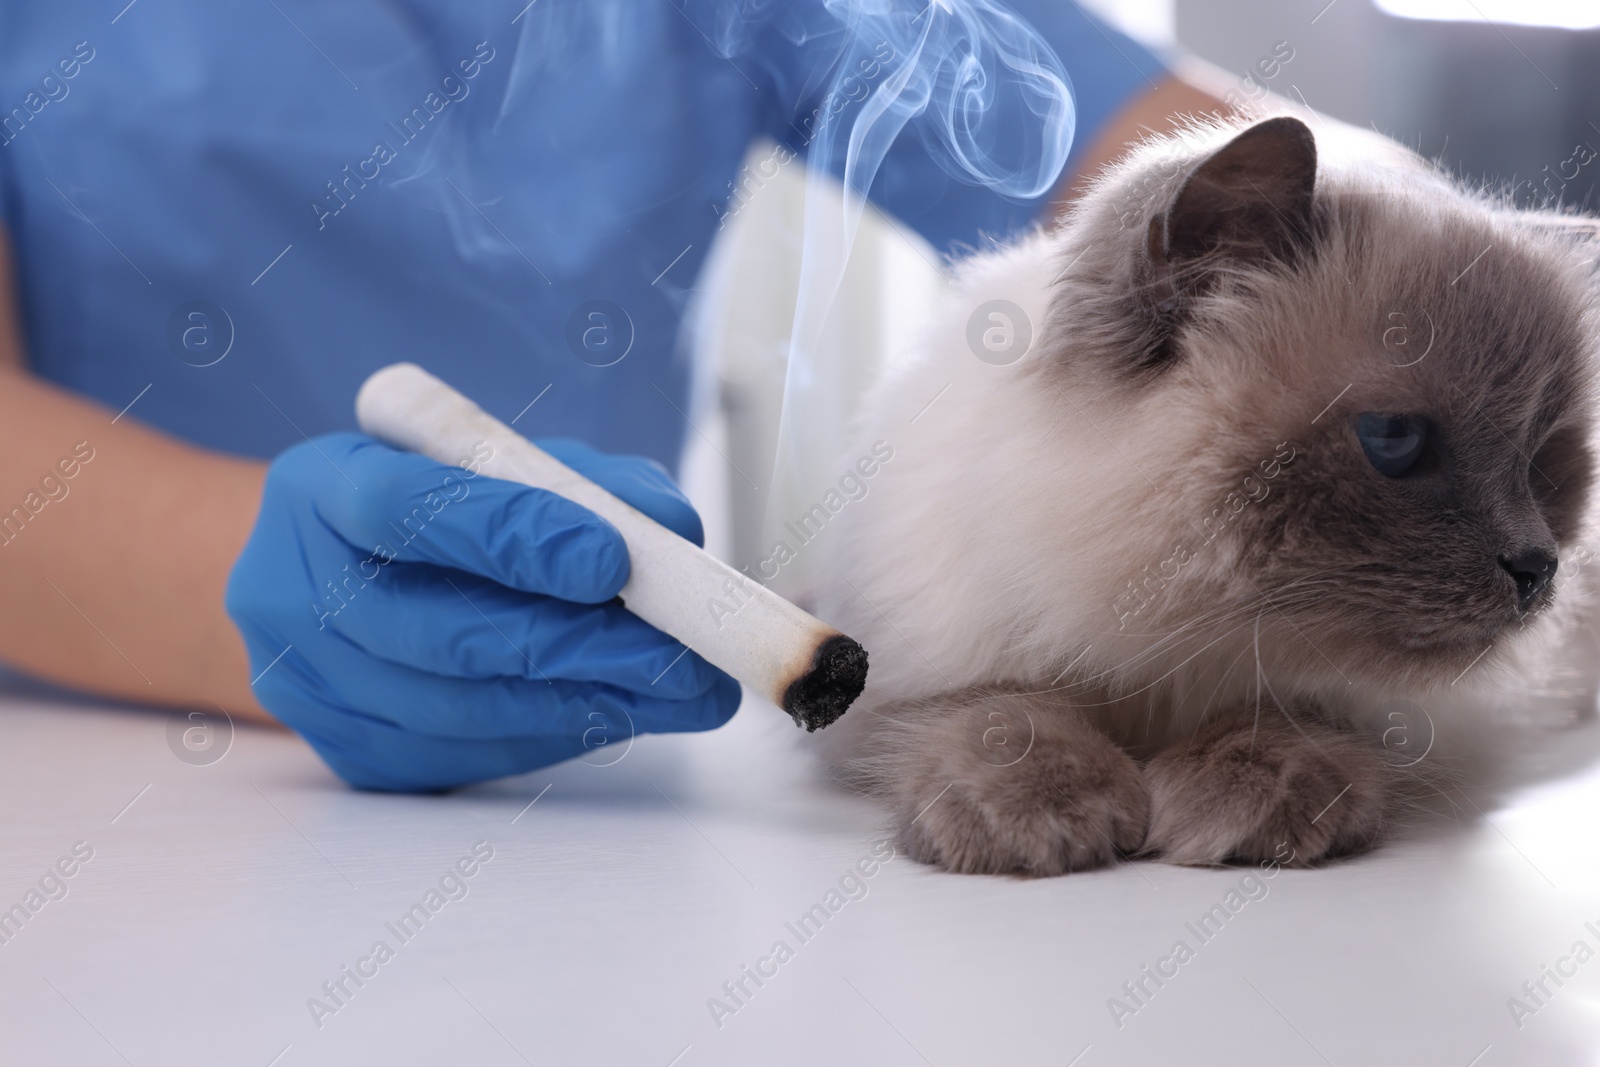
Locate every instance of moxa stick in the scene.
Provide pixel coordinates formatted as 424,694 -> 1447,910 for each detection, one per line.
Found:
355,363 -> 867,731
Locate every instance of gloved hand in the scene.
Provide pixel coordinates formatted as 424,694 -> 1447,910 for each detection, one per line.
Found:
225,432 -> 741,791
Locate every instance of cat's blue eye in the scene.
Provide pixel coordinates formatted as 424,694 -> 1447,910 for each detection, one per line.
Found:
1355,413 -> 1427,477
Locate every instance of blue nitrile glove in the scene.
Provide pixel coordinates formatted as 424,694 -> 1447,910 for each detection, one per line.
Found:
224,432 -> 741,791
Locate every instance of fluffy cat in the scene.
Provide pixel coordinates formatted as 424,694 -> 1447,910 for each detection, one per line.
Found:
809,112 -> 1600,876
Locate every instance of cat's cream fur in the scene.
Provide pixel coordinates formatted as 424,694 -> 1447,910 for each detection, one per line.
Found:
809,112 -> 1600,875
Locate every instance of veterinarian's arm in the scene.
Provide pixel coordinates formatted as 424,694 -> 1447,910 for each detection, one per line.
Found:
0,228 -> 742,783
0,227 -> 276,722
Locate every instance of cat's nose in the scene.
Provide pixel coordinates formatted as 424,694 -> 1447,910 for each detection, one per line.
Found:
1499,548 -> 1558,610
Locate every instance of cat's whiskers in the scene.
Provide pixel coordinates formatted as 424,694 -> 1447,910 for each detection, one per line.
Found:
1192,632 -> 1261,729
1024,575 -> 1343,735
1047,617 -> 1260,710
1079,577 -> 1331,689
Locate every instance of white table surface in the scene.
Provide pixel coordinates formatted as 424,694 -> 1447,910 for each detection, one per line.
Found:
4,681 -> 1600,1067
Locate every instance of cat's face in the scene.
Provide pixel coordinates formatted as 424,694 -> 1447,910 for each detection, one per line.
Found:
1063,117 -> 1599,689
1240,252 -> 1594,681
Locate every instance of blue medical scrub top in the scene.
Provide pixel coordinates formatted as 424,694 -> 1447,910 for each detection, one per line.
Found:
0,1 -> 1166,471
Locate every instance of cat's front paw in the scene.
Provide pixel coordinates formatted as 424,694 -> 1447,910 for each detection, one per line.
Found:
1143,711 -> 1387,867
890,693 -> 1149,876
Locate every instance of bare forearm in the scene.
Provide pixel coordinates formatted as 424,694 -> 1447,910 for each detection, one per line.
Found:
1050,64 -> 1233,213
1049,58 -> 1331,215
0,236 -> 273,722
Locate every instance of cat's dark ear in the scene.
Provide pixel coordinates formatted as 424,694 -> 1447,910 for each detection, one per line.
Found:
1146,116 -> 1319,317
